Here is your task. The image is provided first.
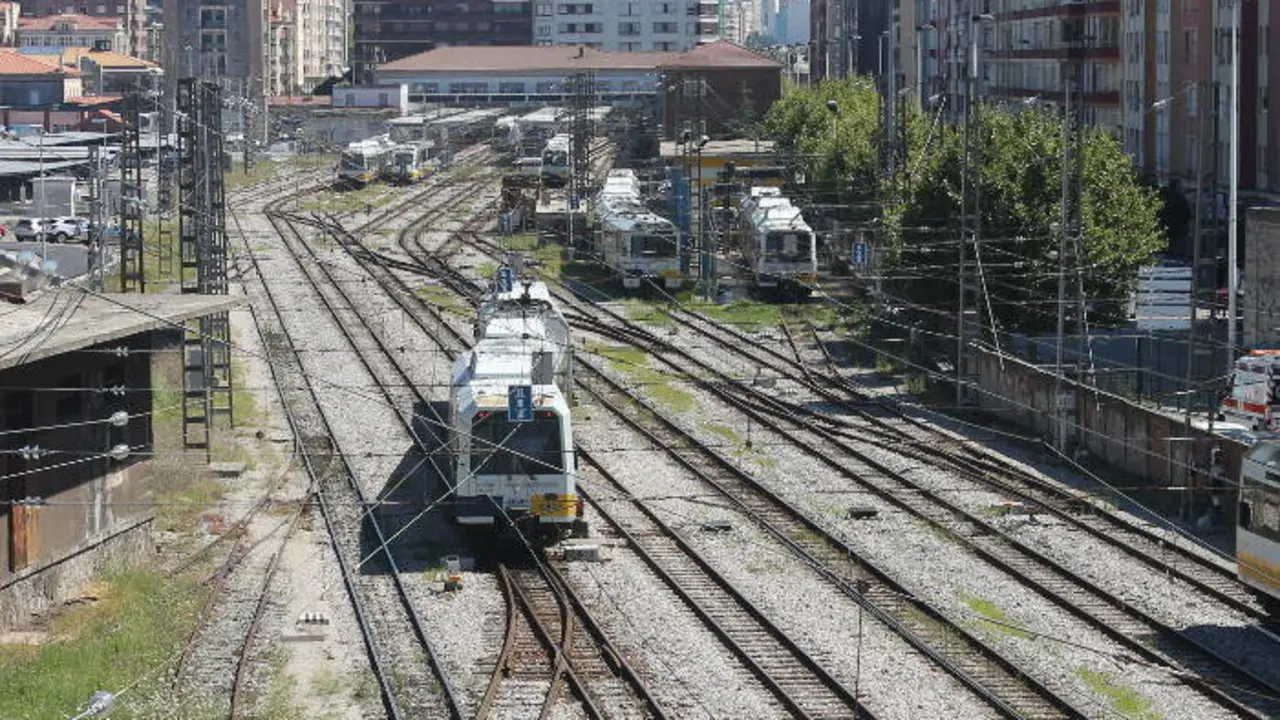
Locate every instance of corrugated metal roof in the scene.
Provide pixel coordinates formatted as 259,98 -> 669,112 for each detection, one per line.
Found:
0,159 -> 87,176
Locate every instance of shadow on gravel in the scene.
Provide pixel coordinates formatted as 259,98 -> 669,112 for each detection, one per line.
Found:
1176,622 -> 1280,697
360,399 -> 471,574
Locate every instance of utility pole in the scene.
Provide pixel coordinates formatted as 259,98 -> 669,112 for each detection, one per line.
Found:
1054,2 -> 1087,449
958,12 -> 990,407
1226,0 -> 1240,375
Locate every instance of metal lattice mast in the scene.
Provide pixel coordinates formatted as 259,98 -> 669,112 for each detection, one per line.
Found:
157,90 -> 175,279
119,91 -> 146,293
87,145 -> 106,291
177,79 -> 233,459
568,72 -> 594,247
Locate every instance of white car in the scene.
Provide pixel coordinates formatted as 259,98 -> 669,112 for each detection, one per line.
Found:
45,217 -> 88,242
12,218 -> 43,241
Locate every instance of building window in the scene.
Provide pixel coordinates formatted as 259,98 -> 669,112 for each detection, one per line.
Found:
618,22 -> 641,36
1184,29 -> 1197,63
498,81 -> 526,93
536,81 -> 558,93
653,21 -> 678,34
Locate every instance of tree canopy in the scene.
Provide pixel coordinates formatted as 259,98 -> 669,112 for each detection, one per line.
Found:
765,81 -> 1165,336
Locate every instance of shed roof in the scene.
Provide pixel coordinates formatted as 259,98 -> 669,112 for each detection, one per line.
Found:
0,292 -> 244,371
659,41 -> 783,70
380,45 -> 675,74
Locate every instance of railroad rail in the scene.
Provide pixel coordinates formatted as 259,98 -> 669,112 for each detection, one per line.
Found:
292,198 -> 665,719
257,208 -> 465,719
572,358 -> 1089,719
574,448 -> 870,719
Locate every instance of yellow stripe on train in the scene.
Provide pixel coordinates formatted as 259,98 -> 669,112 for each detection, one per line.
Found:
1239,551 -> 1280,593
531,493 -> 579,518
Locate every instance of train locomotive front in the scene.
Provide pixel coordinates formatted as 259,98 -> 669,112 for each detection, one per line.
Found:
597,169 -> 682,290
450,281 -> 581,540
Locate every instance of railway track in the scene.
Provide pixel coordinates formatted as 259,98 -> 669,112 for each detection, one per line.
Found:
574,449 -> 870,719
619,301 -> 1266,623
286,197 -> 666,719
478,561 -> 666,719
572,358 -> 1088,719
253,207 -> 464,719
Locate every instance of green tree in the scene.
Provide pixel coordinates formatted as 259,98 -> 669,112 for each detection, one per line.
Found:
885,104 -> 1163,336
763,78 -> 881,200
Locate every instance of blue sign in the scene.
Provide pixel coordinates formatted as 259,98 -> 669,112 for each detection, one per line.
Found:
508,385 -> 533,423
852,242 -> 868,265
570,194 -> 581,211
496,267 -> 514,293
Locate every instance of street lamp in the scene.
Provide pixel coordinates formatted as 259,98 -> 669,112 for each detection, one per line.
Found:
916,23 -> 937,108
1226,0 -> 1241,374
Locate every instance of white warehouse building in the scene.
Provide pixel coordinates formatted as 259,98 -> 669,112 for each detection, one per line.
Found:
377,45 -> 672,105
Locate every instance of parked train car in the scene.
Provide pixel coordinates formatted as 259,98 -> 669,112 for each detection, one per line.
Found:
739,186 -> 818,297
387,142 -> 436,184
1238,440 -> 1280,617
336,137 -> 391,187
541,133 -> 572,187
450,277 -> 582,539
596,169 -> 682,290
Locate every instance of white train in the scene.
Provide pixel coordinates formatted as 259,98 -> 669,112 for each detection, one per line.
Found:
541,133 -> 572,187
739,186 -> 818,296
596,169 -> 682,290
337,137 -> 392,187
450,278 -> 582,539
1238,441 -> 1280,616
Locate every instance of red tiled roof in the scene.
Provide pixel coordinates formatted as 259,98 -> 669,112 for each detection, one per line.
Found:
659,41 -> 783,70
380,45 -> 676,74
0,49 -> 78,75
17,13 -> 121,31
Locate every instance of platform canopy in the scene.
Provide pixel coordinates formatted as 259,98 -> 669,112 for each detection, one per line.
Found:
0,291 -> 243,371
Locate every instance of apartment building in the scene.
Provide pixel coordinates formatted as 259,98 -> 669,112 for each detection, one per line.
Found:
811,0 -> 888,80
533,1 -> 728,52
352,0 -> 532,81
16,0 -> 147,57
164,0 -> 346,97
16,12 -> 128,51
775,0 -> 809,45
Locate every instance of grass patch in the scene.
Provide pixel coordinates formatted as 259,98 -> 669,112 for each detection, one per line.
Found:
297,183 -> 390,212
624,300 -> 674,327
0,570 -> 205,719
587,342 -> 694,413
702,423 -> 742,445
230,358 -> 260,429
476,262 -> 497,281
531,243 -> 563,279
256,647 -> 304,720
418,285 -> 470,316
503,232 -> 539,251
155,475 -> 226,534
692,300 -> 783,333
225,159 -> 284,191
1074,668 -> 1160,719
958,590 -> 1034,639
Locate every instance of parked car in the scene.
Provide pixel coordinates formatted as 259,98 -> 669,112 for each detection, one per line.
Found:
45,217 -> 88,242
12,218 -> 43,241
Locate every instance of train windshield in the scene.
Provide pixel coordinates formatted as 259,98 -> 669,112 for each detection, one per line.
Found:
394,150 -> 416,165
764,231 -> 807,262
630,234 -> 676,257
339,154 -> 370,172
543,151 -> 569,166
470,412 -> 564,475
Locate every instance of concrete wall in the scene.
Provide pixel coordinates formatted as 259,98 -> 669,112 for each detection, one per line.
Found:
0,331 -> 156,630
971,344 -> 1250,502
1244,206 -> 1280,348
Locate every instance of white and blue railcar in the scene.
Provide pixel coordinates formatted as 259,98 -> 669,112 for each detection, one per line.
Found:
337,137 -> 391,186
540,133 -> 572,187
450,280 -> 581,538
740,186 -> 818,295
596,169 -> 682,289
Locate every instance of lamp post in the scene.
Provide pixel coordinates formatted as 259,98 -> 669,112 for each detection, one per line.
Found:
958,13 -> 994,407
695,133 -> 710,299
916,23 -> 936,109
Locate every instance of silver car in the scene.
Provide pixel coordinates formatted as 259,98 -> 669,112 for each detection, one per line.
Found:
12,218 -> 43,241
